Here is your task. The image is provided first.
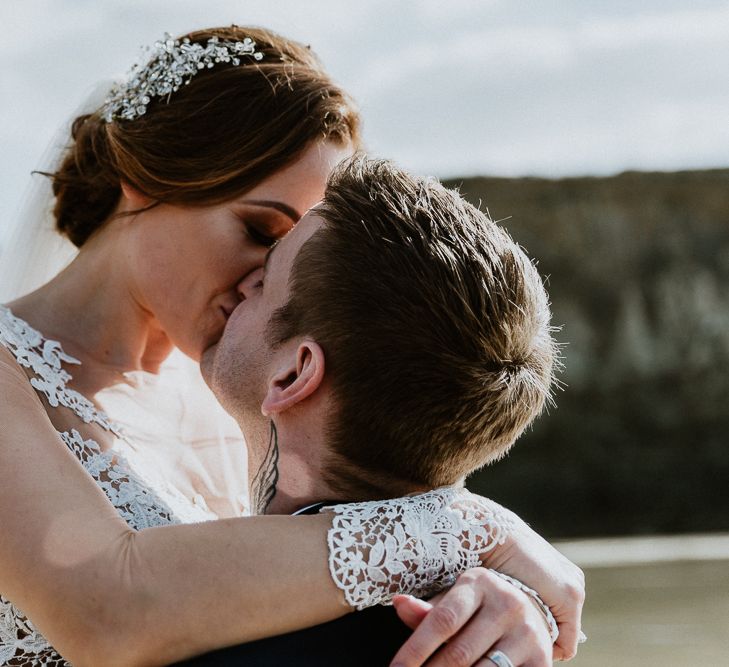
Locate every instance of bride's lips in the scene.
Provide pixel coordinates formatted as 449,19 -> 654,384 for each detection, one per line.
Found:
220,298 -> 240,321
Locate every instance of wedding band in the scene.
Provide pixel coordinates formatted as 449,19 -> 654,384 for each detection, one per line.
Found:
486,649 -> 515,667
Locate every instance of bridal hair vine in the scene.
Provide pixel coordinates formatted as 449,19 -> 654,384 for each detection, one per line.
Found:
102,33 -> 264,123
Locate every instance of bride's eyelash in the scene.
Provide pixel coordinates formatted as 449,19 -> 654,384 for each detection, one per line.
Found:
245,224 -> 277,247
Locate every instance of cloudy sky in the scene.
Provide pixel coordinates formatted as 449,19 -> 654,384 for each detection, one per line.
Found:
1,0 -> 728,241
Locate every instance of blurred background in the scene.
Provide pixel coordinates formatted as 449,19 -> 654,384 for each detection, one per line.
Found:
1,1 -> 728,664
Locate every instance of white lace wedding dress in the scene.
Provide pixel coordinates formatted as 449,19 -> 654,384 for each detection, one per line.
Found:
0,305 -> 220,666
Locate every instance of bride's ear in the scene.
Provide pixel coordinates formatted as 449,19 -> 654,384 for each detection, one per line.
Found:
261,341 -> 325,416
120,181 -> 153,209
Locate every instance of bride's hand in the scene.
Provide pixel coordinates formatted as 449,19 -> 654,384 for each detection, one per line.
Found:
390,568 -> 553,667
479,505 -> 585,662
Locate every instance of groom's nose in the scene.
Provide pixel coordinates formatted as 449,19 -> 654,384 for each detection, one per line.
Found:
236,267 -> 264,301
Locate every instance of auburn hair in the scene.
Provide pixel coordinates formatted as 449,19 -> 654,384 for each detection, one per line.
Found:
51,26 -> 361,247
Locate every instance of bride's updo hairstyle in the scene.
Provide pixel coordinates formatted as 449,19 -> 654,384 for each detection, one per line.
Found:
52,26 -> 361,247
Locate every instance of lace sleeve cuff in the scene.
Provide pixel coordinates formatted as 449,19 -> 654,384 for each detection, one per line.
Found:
321,487 -> 515,610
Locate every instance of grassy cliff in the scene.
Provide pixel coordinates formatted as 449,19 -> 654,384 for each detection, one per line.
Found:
444,169 -> 729,538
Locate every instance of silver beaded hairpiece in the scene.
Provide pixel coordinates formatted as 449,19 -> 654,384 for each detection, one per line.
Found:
102,33 -> 264,123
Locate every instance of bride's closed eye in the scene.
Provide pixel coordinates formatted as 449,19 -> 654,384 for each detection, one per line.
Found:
245,223 -> 279,248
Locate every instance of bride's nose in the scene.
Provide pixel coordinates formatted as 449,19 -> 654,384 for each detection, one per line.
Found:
236,267 -> 264,301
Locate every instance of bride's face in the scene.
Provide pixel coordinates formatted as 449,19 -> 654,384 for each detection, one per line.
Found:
124,140 -> 351,360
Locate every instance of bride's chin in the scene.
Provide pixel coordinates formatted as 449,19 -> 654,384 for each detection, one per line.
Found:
199,344 -> 218,385
199,319 -> 226,353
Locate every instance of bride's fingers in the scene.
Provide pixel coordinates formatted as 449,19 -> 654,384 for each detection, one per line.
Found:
472,659 -> 519,667
420,585 -> 545,667
481,636 -> 552,667
423,607 -> 509,667
474,606 -> 553,667
389,568 -> 555,667
425,574 -> 552,667
389,576 -> 485,666
547,565 -> 585,661
393,595 -> 433,630
552,614 -> 584,661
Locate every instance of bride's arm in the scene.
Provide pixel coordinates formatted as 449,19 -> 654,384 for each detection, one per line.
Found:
0,350 -> 583,666
0,350 -> 346,666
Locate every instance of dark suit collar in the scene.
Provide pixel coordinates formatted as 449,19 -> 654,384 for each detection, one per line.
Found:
292,500 -> 347,515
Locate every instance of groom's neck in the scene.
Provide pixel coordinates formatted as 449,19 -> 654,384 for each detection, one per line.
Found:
242,416 -> 345,515
242,416 -> 428,515
264,437 -> 348,514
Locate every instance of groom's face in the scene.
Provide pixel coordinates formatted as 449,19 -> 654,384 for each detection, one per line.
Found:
201,212 -> 325,421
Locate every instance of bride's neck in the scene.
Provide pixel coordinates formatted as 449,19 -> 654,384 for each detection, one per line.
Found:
8,230 -> 173,376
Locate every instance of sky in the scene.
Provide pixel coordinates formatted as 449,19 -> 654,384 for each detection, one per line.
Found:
1,0 -> 728,241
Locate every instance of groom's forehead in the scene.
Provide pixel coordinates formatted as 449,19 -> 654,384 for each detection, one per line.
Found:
294,209 -> 325,239
263,212 -> 325,277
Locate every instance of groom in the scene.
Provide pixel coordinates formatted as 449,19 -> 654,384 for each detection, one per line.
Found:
192,157 -> 568,665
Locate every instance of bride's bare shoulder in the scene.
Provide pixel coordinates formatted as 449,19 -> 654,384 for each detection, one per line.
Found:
0,343 -> 46,411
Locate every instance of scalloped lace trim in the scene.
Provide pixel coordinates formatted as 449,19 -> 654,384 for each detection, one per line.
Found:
0,305 -> 122,436
323,487 -> 514,610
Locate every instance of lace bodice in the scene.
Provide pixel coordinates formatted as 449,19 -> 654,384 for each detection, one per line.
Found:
0,306 -> 215,666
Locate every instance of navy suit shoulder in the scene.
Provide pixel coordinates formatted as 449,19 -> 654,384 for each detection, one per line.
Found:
174,604 -> 411,667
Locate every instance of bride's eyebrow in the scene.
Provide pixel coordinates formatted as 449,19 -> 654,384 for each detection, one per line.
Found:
245,200 -> 301,223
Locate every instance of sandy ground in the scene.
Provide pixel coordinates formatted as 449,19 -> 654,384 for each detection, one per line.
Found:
555,534 -> 729,666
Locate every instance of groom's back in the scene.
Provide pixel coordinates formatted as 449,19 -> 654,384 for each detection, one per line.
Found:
173,604 -> 411,666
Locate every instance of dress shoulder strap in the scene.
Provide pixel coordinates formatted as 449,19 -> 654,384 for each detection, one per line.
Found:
0,305 -> 122,436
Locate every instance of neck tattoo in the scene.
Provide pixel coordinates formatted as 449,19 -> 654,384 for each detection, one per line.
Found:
252,421 -> 280,515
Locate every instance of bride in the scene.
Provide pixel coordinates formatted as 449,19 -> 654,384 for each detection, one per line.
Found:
0,26 -> 584,666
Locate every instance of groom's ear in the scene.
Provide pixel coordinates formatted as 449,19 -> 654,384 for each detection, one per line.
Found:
261,340 -> 326,416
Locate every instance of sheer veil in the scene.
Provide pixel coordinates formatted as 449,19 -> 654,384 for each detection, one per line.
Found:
0,83 -> 250,518
0,95 -> 86,303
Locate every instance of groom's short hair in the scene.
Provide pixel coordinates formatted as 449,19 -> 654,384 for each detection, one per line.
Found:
268,156 -> 558,498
